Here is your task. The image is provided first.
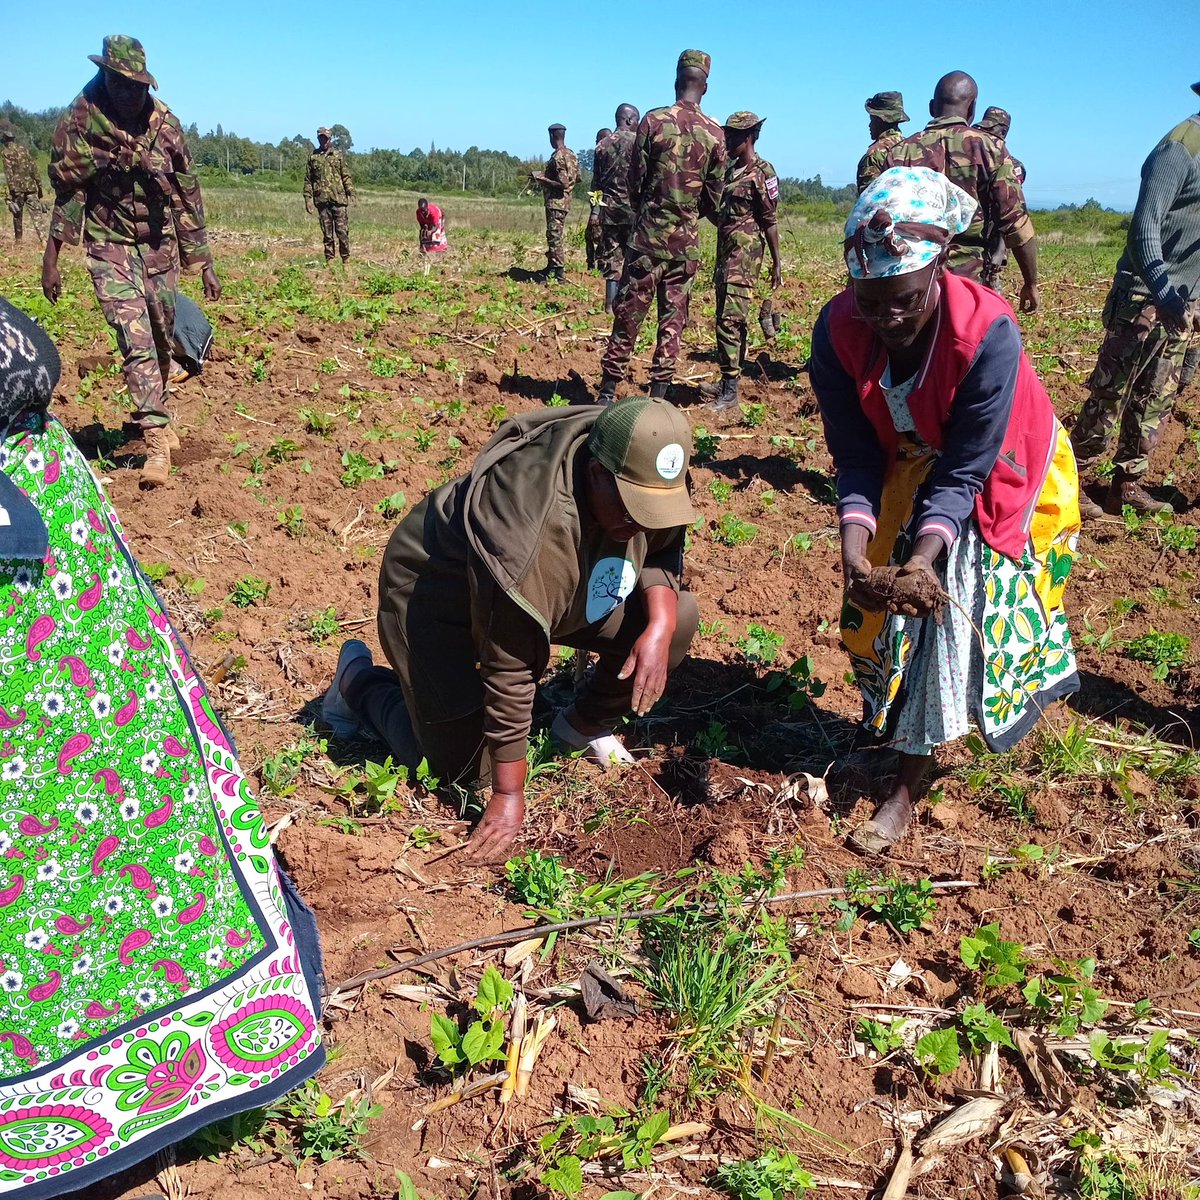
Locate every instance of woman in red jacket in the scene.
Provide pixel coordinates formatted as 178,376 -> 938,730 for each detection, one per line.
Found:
811,166 -> 1080,855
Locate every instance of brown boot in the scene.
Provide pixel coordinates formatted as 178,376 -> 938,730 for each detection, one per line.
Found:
165,426 -> 180,451
140,427 -> 171,487
1106,478 -> 1172,517
1077,490 -> 1104,521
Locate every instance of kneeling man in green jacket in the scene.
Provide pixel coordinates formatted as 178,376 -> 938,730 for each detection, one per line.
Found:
323,397 -> 700,861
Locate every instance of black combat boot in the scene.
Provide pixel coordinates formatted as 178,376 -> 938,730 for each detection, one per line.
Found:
550,266 -> 565,284
706,377 -> 740,413
648,381 -> 670,400
597,375 -> 619,405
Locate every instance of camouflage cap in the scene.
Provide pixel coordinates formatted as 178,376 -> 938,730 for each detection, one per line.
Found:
864,91 -> 908,123
317,127 -> 331,137
677,49 -> 711,77
723,111 -> 764,131
88,35 -> 157,90
0,119 -> 14,140
977,106 -> 1012,135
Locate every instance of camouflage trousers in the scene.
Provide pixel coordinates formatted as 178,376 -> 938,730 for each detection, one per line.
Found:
585,207 -> 602,270
601,253 -> 698,385
715,237 -> 765,380
599,216 -> 631,282
317,203 -> 350,261
544,205 -> 568,270
7,193 -> 44,242
1071,286 -> 1193,479
87,246 -> 177,429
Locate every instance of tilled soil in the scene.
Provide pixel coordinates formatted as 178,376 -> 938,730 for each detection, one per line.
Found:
4,230 -> 1200,1200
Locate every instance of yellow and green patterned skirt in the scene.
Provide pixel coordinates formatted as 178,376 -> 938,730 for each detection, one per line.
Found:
841,424 -> 1080,753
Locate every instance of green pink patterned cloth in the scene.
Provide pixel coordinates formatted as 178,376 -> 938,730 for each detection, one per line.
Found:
0,412 -> 323,1196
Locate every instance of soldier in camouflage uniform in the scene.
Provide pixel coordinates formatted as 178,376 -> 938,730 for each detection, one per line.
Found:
700,113 -> 781,411
598,51 -> 726,402
1071,82 -> 1200,518
856,92 -> 908,194
885,71 -> 1040,312
973,107 -> 1026,289
43,35 -> 220,489
593,104 -> 640,313
304,127 -> 355,263
529,124 -> 580,284
1,119 -> 45,243
585,128 -> 611,271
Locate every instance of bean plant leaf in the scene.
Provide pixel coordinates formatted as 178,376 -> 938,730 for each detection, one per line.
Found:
430,1012 -> 464,1066
462,1017 -> 506,1065
544,1155 -> 584,1200
476,964 -> 514,1017
637,1109 -> 671,1148
914,1027 -> 962,1077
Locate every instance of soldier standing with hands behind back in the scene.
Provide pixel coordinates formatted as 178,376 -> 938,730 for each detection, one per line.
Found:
42,35 -> 220,489
593,105 -> 640,313
1,119 -> 45,243
305,127 -> 355,264
585,128 -> 611,271
701,112 -> 781,411
529,124 -> 580,284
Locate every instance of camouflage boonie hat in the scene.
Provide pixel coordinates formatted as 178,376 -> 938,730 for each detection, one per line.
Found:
677,49 -> 711,77
88,35 -> 157,89
724,111 -> 765,132
865,91 -> 908,123
317,127 -> 331,137
977,106 -> 1012,135
0,120 -> 14,140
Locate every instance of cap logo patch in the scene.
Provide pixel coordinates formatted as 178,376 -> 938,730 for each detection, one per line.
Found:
656,443 -> 685,481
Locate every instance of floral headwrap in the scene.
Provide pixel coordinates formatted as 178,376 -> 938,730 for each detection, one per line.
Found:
844,166 -> 977,279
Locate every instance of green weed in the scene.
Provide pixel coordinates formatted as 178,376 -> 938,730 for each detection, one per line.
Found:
714,513 -> 759,546
715,1149 -> 814,1200
228,575 -> 271,608
1125,629 -> 1190,681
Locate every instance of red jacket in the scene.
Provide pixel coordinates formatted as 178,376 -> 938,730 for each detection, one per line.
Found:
823,273 -> 1056,560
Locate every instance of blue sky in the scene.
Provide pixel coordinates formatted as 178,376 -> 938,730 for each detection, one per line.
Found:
5,1 -> 1196,209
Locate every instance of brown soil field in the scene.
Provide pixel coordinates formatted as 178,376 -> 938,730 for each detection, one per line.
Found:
3,222 -> 1199,1200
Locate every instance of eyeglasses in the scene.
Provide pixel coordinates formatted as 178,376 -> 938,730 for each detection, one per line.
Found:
850,271 -> 938,324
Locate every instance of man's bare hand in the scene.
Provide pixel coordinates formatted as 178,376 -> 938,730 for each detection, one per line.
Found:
1018,282 -> 1040,314
619,623 -> 672,716
202,264 -> 221,302
465,790 -> 525,862
41,260 -> 61,304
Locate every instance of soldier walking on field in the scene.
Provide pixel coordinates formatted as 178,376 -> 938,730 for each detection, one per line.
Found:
593,104 -> 640,313
529,124 -> 580,284
973,106 -> 1026,290
598,50 -> 725,403
305,127 -> 355,263
856,92 -> 908,194
1071,80 -> 1200,519
42,35 -> 220,488
885,71 -> 1040,312
585,128 -> 611,272
700,112 -> 781,411
1,119 -> 45,242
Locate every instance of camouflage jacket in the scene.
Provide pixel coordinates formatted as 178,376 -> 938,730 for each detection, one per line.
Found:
304,146 -> 355,206
2,142 -> 42,199
540,147 -> 580,212
884,116 -> 1034,269
593,128 -> 636,224
856,127 -> 903,193
628,100 -> 726,263
49,77 -> 211,272
716,155 -> 779,253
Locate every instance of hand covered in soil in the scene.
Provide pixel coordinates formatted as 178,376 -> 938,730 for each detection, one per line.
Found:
891,556 -> 945,618
466,790 -> 525,862
619,622 -> 672,715
844,553 -> 890,612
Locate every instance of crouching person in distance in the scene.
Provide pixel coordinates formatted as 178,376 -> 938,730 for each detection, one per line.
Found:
322,398 -> 700,860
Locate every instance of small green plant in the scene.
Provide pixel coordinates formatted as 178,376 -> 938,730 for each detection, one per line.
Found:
739,401 -> 767,428
960,923 -> 1029,989
1160,520 -> 1198,553
369,353 -> 399,378
1188,927 -> 1200,953
411,428 -> 437,452
266,1078 -> 381,1164
375,491 -> 408,519
694,719 -> 739,760
913,1026 -> 961,1077
228,575 -> 270,608
546,392 -> 569,407
307,606 -> 340,645
299,406 -> 335,436
318,356 -> 339,375
429,964 -> 513,1072
143,561 -> 172,583
714,513 -> 759,546
693,425 -> 719,463
1090,1029 -> 1179,1092
708,479 -> 735,505
267,436 -> 302,463
1124,629 -> 1190,681
506,850 -> 584,911
856,1017 -> 905,1056
959,1002 -> 1015,1052
542,1155 -> 583,1200
340,450 -> 396,487
277,504 -> 305,538
736,622 -> 785,665
831,871 -> 937,934
261,733 -> 328,798
765,655 -> 827,710
715,1148 -> 814,1200
1023,958 -> 1108,1036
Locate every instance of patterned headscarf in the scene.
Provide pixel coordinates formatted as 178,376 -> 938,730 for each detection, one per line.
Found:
844,166 -> 977,279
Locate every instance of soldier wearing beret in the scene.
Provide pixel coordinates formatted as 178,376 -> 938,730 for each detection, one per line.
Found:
529,124 -> 580,284
598,50 -> 726,403
1,119 -> 45,243
701,112 -> 781,410
304,126 -> 355,264
42,35 -> 220,489
857,92 -> 908,194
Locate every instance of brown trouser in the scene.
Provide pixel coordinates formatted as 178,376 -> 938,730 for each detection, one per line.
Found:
347,588 -> 699,791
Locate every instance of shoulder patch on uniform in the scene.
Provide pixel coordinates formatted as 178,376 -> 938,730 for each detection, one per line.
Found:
765,175 -> 780,201
1164,117 -> 1200,157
